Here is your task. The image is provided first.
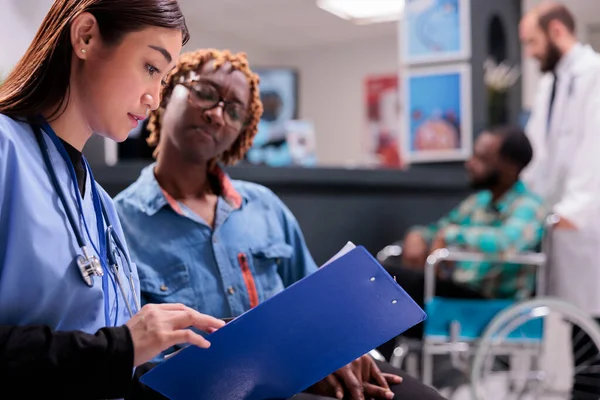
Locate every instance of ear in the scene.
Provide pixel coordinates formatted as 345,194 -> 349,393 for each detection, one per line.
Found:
70,12 -> 99,60
503,161 -> 519,179
546,19 -> 564,40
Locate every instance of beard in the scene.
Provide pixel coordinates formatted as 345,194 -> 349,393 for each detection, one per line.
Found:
470,170 -> 500,190
539,40 -> 562,73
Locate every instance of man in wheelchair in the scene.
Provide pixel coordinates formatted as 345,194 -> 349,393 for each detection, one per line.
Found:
386,125 -> 547,341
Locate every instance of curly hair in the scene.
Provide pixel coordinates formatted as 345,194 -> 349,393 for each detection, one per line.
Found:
147,48 -> 263,166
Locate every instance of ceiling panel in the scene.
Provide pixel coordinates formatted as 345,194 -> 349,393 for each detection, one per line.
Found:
8,0 -> 398,51
178,0 -> 398,50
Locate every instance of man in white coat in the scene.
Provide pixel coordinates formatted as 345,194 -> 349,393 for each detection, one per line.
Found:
520,2 -> 600,397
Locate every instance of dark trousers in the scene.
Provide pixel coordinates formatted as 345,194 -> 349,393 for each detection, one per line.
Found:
289,359 -> 445,400
572,318 -> 600,399
377,265 -> 485,359
137,359 -> 446,400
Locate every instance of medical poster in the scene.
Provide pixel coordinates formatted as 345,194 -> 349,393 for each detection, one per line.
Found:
402,64 -> 472,163
245,67 -> 301,167
364,74 -> 405,169
245,120 -> 317,167
401,0 -> 471,65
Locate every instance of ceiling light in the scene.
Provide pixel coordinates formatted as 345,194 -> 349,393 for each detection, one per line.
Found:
317,0 -> 405,25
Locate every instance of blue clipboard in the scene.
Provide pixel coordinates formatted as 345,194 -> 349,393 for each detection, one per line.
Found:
140,245 -> 427,399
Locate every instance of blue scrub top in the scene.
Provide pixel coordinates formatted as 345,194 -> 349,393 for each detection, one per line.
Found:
0,114 -> 140,333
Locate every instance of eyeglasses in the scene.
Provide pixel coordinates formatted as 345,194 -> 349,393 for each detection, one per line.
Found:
181,80 -> 247,130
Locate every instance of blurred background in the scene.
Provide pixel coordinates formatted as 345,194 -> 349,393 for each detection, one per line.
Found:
5,1 -> 600,397
4,0 -> 600,265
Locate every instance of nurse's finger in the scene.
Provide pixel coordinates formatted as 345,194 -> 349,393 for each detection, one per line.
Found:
154,304 -> 227,332
127,304 -> 223,366
151,302 -> 194,311
169,307 -> 226,332
166,328 -> 212,350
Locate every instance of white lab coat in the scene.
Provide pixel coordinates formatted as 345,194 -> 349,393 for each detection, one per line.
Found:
523,43 -> 600,316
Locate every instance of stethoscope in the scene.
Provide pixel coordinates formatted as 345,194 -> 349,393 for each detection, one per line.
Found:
32,120 -> 140,322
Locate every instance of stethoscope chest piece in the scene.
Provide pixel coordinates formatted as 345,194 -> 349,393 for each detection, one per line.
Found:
76,250 -> 104,288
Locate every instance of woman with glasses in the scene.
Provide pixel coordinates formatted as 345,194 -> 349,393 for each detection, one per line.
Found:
115,48 -> 445,400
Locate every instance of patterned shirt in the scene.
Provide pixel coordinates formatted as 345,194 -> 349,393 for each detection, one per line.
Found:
410,181 -> 546,299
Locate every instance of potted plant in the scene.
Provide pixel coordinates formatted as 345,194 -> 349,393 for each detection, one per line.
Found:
483,58 -> 520,126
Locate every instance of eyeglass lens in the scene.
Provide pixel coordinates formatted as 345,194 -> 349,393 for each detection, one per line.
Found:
188,82 -> 246,129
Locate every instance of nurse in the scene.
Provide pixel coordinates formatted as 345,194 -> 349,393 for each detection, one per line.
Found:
0,0 -> 224,397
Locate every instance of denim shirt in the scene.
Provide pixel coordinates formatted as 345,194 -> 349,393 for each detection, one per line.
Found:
114,164 -> 317,321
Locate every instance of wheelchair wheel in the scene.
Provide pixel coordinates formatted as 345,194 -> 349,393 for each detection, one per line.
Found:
470,298 -> 600,400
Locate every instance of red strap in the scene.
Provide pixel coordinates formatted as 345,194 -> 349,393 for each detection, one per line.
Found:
237,253 -> 259,308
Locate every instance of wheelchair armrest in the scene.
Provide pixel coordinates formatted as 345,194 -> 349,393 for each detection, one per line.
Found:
379,212 -> 556,266
376,241 -> 403,263
423,248 -> 548,303
545,213 -> 560,229
368,349 -> 387,362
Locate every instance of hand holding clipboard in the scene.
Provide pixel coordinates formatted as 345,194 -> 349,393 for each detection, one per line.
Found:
141,243 -> 427,400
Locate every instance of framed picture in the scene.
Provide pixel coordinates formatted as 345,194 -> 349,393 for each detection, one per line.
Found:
245,120 -> 317,167
364,74 -> 405,169
401,63 -> 472,163
401,0 -> 471,65
245,67 -> 301,166
253,67 -> 299,124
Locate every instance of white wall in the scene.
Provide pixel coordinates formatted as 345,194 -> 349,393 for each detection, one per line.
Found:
8,0 -> 600,165
0,0 -> 279,79
0,0 -> 399,166
0,0 -> 51,79
184,30 -> 279,66
272,35 -> 399,166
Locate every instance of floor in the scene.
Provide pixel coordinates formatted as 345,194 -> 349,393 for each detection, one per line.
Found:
425,314 -> 575,399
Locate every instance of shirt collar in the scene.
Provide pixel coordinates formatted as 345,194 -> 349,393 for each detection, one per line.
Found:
489,180 -> 526,213
555,42 -> 584,78
139,162 -> 243,216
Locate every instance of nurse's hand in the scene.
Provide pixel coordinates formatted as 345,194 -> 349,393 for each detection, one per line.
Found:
126,303 -> 226,366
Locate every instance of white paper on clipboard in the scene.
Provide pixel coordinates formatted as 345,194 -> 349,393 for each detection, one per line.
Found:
321,242 -> 356,267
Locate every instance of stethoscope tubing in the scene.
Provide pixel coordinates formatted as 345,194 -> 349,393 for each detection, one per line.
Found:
32,123 -> 139,319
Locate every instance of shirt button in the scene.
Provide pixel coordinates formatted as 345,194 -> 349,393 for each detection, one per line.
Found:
160,284 -> 168,292
227,287 -> 235,295
213,237 -> 218,244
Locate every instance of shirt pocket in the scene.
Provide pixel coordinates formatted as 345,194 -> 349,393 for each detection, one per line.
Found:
249,242 -> 293,299
139,263 -> 196,308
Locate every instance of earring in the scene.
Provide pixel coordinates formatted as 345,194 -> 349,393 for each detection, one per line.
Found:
81,49 -> 87,54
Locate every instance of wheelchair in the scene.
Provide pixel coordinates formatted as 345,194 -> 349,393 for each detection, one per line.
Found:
377,215 -> 600,399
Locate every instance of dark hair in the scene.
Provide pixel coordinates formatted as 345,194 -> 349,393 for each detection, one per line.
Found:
488,125 -> 533,171
0,0 -> 189,121
147,49 -> 263,166
538,3 -> 576,34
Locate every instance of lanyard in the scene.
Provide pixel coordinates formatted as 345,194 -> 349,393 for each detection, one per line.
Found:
37,121 -> 113,327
